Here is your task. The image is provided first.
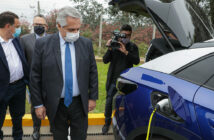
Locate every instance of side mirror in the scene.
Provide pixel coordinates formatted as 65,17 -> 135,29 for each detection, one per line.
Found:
116,77 -> 138,95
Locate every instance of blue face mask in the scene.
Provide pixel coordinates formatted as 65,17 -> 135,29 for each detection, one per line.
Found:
13,27 -> 21,37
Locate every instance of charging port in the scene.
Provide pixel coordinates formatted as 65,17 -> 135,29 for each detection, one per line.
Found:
151,91 -> 183,122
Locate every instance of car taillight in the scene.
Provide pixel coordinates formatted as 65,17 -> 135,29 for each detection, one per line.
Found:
116,77 -> 138,95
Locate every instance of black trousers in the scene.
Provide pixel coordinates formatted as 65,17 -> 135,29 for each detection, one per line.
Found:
53,96 -> 88,140
0,79 -> 26,140
104,83 -> 117,125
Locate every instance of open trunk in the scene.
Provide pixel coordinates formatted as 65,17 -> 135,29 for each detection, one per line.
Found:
109,0 -> 214,49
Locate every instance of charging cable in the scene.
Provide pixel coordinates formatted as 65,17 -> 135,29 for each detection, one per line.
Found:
146,98 -> 169,140
146,107 -> 157,140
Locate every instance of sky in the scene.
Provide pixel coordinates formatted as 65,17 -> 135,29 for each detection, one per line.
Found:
0,0 -> 109,24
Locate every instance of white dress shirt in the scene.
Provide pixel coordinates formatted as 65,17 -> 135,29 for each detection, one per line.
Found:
59,32 -> 80,98
0,36 -> 24,83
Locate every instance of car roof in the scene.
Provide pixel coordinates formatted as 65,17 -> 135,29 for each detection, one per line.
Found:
140,47 -> 214,74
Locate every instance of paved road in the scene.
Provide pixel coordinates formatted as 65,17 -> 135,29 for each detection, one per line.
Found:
2,125 -> 114,140
4,135 -> 114,140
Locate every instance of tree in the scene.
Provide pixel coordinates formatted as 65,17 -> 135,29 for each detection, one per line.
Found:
193,0 -> 214,28
106,5 -> 152,29
70,0 -> 106,30
45,9 -> 58,34
20,20 -> 31,36
70,0 -> 152,29
209,0 -> 214,28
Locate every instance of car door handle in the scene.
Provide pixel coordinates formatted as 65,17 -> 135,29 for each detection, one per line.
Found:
208,118 -> 214,128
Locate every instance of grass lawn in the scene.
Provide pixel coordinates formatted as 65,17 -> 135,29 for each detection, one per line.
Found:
91,62 -> 109,113
25,62 -> 109,114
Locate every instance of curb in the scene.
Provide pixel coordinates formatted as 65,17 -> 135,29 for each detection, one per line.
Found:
3,113 -> 105,127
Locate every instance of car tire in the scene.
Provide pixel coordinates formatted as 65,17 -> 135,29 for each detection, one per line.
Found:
134,134 -> 172,140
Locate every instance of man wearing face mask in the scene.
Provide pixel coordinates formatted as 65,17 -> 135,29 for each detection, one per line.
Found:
30,6 -> 98,140
102,24 -> 140,134
0,11 -> 29,140
20,14 -> 48,140
13,15 -> 21,38
20,14 -> 48,65
3,12 -> 22,38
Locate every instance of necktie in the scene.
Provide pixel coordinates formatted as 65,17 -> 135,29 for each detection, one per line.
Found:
64,42 -> 73,107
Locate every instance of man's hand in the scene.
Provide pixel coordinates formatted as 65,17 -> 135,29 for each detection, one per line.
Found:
118,42 -> 128,55
106,39 -> 111,46
35,106 -> 46,120
88,100 -> 96,112
106,39 -> 112,50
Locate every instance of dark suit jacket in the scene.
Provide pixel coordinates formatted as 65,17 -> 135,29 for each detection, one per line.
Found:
20,33 -> 36,66
0,38 -> 29,102
103,42 -> 140,91
30,33 -> 98,123
20,33 -> 51,66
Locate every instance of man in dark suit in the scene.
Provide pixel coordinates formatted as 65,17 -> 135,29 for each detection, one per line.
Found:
30,6 -> 98,140
0,11 -> 29,140
20,14 -> 48,65
20,14 -> 48,140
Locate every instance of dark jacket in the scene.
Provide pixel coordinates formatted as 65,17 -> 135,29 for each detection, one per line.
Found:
145,38 -> 183,62
0,38 -> 29,102
20,33 -> 36,66
30,33 -> 98,123
20,33 -> 50,66
103,41 -> 140,91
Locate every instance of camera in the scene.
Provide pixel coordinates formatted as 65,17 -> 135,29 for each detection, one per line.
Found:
110,30 -> 126,51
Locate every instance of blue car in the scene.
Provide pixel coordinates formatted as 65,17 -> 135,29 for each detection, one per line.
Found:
110,0 -> 214,140
113,47 -> 214,140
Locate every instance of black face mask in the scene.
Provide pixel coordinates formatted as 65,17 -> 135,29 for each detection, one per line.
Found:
34,26 -> 45,35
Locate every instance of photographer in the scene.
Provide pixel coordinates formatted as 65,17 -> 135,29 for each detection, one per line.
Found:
102,24 -> 140,134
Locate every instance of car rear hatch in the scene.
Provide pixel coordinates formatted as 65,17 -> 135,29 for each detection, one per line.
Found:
109,0 -> 214,49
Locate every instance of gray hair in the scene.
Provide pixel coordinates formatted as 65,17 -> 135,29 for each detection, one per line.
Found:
56,6 -> 82,27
